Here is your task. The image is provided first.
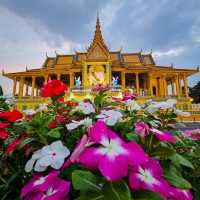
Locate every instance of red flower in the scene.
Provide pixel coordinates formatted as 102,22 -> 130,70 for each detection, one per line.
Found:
0,129 -> 9,139
58,97 -> 65,102
55,116 -> 65,124
48,116 -> 66,129
0,110 -> 23,122
5,137 -> 22,153
48,120 -> 57,129
66,100 -> 77,107
0,123 -> 10,129
40,80 -> 67,97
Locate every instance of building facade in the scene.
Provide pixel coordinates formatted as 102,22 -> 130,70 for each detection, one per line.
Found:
3,16 -> 199,110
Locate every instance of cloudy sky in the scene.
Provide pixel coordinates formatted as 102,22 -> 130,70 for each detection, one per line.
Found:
0,0 -> 200,94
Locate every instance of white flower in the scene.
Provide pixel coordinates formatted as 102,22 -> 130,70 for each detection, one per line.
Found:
66,117 -> 93,130
25,141 -> 70,172
74,102 -> 95,114
5,97 -> 15,105
157,99 -> 177,109
82,117 -> 93,127
36,104 -> 48,112
125,100 -> 141,111
23,109 -> 36,116
96,109 -> 122,126
175,109 -> 190,117
146,99 -> 177,113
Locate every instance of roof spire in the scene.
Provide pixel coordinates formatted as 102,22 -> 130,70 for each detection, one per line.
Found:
87,13 -> 109,52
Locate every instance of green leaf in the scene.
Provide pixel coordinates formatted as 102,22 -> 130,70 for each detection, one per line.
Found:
151,146 -> 176,158
94,96 -> 101,106
133,190 -> 163,200
170,153 -> 194,169
72,170 -> 101,192
102,180 -> 132,200
75,191 -> 104,200
47,128 -> 61,138
126,132 -> 139,142
164,167 -> 192,189
19,138 -> 35,148
32,112 -> 41,126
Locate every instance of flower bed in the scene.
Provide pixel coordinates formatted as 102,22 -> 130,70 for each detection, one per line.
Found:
0,80 -> 200,200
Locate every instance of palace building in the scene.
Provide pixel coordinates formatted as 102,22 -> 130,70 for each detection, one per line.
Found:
3,16 -> 199,110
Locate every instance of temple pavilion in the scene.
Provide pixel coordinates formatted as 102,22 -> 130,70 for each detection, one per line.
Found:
3,16 -> 199,110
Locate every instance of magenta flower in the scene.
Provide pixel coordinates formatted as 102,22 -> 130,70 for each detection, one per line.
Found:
122,94 -> 137,101
21,171 -> 70,200
168,187 -> 193,200
79,121 -> 148,181
150,128 -> 176,143
134,121 -> 150,137
91,84 -> 110,92
70,134 -> 94,163
182,129 -> 200,140
129,159 -> 170,199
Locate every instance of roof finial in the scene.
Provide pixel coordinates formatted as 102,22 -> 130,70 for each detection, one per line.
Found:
46,52 -> 48,58
87,12 -> 109,52
171,63 -> 174,68
26,66 -> 28,71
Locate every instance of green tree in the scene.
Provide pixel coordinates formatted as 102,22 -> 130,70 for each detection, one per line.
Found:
189,81 -> 200,103
0,85 -> 10,111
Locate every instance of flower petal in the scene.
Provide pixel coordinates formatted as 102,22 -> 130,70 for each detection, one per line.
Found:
51,156 -> 65,169
124,142 -> 149,167
37,156 -> 52,167
89,121 -> 109,143
79,147 -> 102,170
25,159 -> 36,173
34,161 -> 47,172
99,155 -> 129,181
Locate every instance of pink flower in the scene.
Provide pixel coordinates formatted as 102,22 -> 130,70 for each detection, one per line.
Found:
129,159 -> 170,199
21,171 -> 70,200
79,121 -> 148,181
150,128 -> 176,143
168,187 -> 193,200
91,84 -> 110,92
134,121 -> 150,137
122,94 -> 137,101
182,129 -> 200,140
70,134 -> 94,163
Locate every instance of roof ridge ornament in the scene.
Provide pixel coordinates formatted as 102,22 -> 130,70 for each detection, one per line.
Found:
55,51 -> 58,56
